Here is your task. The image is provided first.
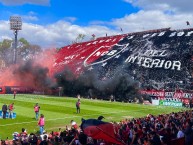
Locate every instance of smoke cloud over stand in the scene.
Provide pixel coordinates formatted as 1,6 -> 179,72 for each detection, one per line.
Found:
55,65 -> 139,101
13,60 -> 54,90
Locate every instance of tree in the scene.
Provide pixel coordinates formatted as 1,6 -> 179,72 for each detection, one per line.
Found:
0,38 -> 42,66
18,42 -> 42,61
73,34 -> 86,43
0,39 -> 12,52
19,38 -> 29,46
78,34 -> 85,41
0,39 -> 13,65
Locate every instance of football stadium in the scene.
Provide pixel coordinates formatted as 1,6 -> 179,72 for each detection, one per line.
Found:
0,27 -> 192,145
0,1 -> 193,145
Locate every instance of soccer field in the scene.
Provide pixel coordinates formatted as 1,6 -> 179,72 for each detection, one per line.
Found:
0,94 -> 185,140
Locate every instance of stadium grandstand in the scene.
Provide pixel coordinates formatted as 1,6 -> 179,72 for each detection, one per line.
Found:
53,27 -> 193,103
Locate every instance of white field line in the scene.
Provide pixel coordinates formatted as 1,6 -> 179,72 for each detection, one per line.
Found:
0,107 -> 163,127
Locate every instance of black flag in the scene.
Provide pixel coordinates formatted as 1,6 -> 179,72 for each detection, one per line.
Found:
186,21 -> 190,26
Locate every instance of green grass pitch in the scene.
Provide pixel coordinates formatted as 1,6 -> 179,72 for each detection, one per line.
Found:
0,94 -> 185,140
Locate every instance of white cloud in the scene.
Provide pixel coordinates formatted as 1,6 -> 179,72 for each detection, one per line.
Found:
0,0 -> 50,6
0,20 -> 13,41
0,20 -> 118,49
62,17 -> 77,23
124,0 -> 193,13
115,1 -> 193,33
21,12 -> 39,22
111,10 -> 193,33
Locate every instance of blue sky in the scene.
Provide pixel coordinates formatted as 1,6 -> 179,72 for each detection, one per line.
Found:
0,0 -> 193,48
0,0 -> 139,25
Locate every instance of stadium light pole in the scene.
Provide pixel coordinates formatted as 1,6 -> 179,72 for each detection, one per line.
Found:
10,16 -> 22,64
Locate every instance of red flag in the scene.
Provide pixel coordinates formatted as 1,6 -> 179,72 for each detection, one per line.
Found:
81,119 -> 125,145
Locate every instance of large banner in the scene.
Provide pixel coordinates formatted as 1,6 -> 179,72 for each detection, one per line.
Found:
55,28 -> 193,92
84,28 -> 193,91
140,90 -> 193,99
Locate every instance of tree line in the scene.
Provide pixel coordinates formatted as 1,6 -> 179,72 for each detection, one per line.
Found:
0,38 -> 41,68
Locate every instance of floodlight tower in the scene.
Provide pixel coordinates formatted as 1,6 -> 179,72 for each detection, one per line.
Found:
10,16 -> 22,64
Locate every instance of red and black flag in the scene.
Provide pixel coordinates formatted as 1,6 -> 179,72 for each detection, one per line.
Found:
81,118 -> 125,145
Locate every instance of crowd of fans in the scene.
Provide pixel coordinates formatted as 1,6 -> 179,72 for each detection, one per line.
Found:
117,110 -> 193,145
1,109 -> 193,145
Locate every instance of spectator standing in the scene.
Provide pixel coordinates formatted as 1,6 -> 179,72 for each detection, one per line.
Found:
78,132 -> 88,145
40,135 -> 48,145
8,103 -> 14,119
28,133 -> 38,145
130,127 -> 139,145
2,103 -> 8,119
20,128 -> 28,145
34,103 -> 40,120
5,137 -> 9,145
38,114 -> 45,135
71,120 -> 78,129
183,121 -> 193,145
177,126 -> 184,138
149,131 -> 161,145
13,90 -> 17,99
76,99 -> 81,114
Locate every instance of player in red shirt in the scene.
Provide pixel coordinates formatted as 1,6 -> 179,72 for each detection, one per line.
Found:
34,103 -> 40,120
9,103 -> 14,119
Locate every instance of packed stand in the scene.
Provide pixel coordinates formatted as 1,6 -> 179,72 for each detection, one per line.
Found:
1,110 -> 193,145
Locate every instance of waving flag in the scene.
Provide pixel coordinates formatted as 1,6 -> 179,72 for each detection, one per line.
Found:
81,119 -> 125,145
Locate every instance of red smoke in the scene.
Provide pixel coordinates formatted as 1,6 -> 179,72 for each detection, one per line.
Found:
0,49 -> 56,89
